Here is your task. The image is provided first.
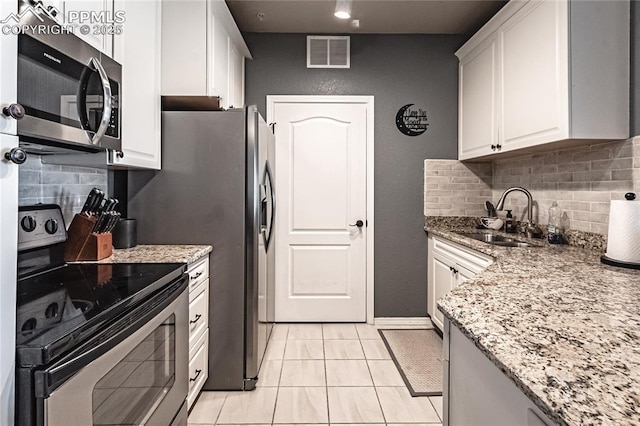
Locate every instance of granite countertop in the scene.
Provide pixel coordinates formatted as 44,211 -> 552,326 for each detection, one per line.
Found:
426,217 -> 640,426
92,245 -> 212,265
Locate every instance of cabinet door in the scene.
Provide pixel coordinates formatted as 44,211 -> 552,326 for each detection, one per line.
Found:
112,0 -> 161,169
455,264 -> 476,288
430,252 -> 455,331
0,135 -> 19,425
458,36 -> 499,160
61,0 -> 115,56
208,12 -> 229,105
228,42 -> 245,108
0,0 -> 17,136
161,0 -> 208,95
499,0 -> 569,152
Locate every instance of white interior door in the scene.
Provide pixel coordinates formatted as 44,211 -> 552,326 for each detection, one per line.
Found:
272,100 -> 369,322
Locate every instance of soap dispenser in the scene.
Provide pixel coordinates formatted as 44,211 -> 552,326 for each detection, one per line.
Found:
504,210 -> 516,233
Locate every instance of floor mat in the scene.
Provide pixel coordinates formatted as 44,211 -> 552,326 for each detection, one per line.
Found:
379,328 -> 443,396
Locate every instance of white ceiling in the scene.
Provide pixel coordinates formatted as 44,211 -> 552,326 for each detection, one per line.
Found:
225,0 -> 507,35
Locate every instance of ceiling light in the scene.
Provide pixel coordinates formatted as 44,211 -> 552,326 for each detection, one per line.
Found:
334,0 -> 352,19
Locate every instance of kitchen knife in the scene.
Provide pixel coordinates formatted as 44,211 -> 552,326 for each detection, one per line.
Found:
103,198 -> 119,212
89,190 -> 105,216
105,212 -> 120,233
92,212 -> 109,233
81,188 -> 101,215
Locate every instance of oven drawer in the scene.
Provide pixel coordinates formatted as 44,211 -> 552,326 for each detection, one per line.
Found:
187,331 -> 209,410
189,278 -> 209,349
187,257 -> 209,293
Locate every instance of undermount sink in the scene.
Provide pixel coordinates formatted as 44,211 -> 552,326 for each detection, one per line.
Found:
455,232 -> 535,248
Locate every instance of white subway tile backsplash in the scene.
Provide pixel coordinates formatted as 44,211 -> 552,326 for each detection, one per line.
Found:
425,136 -> 640,235
18,156 -> 108,226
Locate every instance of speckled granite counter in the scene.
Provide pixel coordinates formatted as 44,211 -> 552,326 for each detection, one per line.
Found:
426,218 -> 640,426
92,245 -> 212,264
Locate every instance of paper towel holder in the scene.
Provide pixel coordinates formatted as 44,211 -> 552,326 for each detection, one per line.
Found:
601,255 -> 640,269
601,192 -> 640,269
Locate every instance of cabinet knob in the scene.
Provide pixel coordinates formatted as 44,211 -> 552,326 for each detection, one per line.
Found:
491,144 -> 496,151
3,103 -> 25,120
496,144 -> 502,150
115,150 -> 124,159
4,148 -> 27,164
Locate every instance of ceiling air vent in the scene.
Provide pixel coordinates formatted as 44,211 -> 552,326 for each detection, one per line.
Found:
307,36 -> 350,69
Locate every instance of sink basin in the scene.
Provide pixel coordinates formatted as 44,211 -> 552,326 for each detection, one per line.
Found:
455,232 -> 535,248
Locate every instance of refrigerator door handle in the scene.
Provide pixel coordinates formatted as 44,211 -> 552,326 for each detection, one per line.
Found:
264,161 -> 275,251
260,183 -> 267,233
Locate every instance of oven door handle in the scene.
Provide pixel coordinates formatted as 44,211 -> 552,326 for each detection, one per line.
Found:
34,275 -> 188,398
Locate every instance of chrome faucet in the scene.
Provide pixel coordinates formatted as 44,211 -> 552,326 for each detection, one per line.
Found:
495,187 -> 544,239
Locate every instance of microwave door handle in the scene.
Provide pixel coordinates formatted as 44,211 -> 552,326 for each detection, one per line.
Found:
88,57 -> 112,145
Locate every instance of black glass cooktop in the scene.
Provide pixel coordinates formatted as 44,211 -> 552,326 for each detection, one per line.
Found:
16,263 -> 186,366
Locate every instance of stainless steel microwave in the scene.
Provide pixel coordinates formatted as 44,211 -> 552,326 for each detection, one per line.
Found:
15,27 -> 121,152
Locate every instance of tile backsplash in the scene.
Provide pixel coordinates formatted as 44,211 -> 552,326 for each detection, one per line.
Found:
19,155 -> 108,226
424,136 -> 640,235
423,160 -> 493,217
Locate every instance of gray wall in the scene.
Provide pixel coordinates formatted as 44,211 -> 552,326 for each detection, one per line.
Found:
244,33 -> 467,317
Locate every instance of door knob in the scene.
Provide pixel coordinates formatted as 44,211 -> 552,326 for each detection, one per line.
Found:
2,103 -> 25,120
4,148 -> 27,164
349,220 -> 364,228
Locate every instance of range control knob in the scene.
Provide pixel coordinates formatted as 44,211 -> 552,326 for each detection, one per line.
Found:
45,219 -> 58,235
21,216 -> 36,232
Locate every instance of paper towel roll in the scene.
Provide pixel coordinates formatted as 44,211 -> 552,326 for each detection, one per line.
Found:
605,199 -> 640,264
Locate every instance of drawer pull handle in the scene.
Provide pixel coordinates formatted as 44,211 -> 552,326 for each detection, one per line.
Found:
190,314 -> 202,324
190,271 -> 203,280
190,369 -> 202,382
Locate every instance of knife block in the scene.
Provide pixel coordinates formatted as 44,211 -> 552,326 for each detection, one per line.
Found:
64,214 -> 113,261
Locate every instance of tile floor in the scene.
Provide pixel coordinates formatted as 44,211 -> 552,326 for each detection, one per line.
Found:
188,323 -> 443,426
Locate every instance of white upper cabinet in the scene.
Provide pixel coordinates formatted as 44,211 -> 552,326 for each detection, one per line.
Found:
499,0 -> 569,153
228,41 -> 245,109
162,0 -> 251,108
458,35 -> 498,160
457,0 -> 629,161
0,0 -> 17,136
111,0 -> 162,169
57,0 -> 115,57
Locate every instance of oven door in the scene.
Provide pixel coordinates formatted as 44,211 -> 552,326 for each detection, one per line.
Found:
36,277 -> 188,426
16,28 -> 121,152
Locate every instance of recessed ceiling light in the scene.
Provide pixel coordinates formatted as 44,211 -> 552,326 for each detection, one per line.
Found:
334,0 -> 352,19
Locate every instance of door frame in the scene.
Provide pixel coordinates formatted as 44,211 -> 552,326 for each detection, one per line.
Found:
266,95 -> 375,324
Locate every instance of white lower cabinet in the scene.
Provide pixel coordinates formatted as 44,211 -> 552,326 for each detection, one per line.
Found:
187,332 -> 209,409
187,255 -> 210,410
427,235 -> 493,331
444,321 -> 554,426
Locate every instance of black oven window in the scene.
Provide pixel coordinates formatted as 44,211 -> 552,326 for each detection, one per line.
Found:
91,315 -> 176,425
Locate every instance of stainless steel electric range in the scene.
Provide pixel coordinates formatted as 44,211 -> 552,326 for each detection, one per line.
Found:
15,205 -> 189,426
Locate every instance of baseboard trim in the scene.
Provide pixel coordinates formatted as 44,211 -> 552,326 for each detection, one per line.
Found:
374,317 -> 434,328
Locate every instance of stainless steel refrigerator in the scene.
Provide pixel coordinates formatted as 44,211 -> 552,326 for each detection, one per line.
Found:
128,106 -> 275,390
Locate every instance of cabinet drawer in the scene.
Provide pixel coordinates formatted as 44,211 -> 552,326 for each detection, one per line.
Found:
189,279 -> 209,349
431,235 -> 493,273
187,257 -> 209,292
187,331 -> 209,410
